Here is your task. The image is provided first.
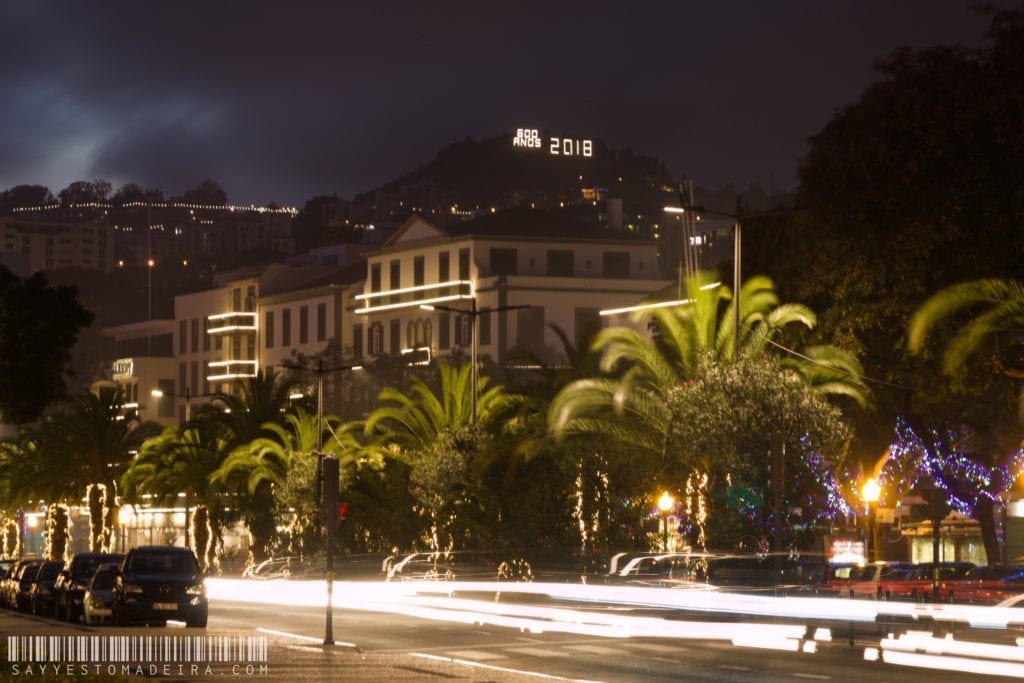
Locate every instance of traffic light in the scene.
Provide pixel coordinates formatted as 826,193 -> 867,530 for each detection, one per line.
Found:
335,502 -> 349,531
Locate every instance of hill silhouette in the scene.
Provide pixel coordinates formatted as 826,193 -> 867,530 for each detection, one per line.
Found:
355,134 -> 677,209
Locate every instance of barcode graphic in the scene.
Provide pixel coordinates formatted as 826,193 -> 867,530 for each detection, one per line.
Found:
7,636 -> 268,663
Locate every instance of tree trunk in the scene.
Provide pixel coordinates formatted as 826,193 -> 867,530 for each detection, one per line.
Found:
973,496 -> 1001,564
87,484 -> 104,552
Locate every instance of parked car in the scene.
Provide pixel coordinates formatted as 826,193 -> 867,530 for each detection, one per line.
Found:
29,560 -> 65,615
112,546 -> 207,627
881,561 -> 976,602
820,561 -> 913,598
945,564 -> 1024,604
82,566 -> 118,625
12,560 -> 43,612
54,552 -> 124,622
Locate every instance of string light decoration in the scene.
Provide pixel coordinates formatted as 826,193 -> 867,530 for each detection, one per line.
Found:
876,416 -> 1024,515
12,200 -> 297,215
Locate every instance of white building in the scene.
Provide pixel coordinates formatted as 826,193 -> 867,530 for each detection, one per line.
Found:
101,208 -> 672,426
352,210 -> 672,367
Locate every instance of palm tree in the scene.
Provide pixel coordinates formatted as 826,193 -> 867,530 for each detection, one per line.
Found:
550,271 -> 868,462
121,424 -> 228,568
37,386 -> 161,551
909,278 -> 1024,418
211,407 -> 378,557
363,360 -> 521,551
189,369 -> 296,562
548,272 -> 868,550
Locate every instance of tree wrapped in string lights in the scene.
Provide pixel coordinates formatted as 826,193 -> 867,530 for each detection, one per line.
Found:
876,416 -> 1024,563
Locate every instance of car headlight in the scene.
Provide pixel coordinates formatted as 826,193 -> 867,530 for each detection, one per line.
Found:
121,582 -> 143,594
185,583 -> 205,596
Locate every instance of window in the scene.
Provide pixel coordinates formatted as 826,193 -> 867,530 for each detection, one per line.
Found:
548,250 -> 574,276
190,319 -> 199,353
489,248 -> 517,275
439,251 -> 450,281
353,323 -> 363,359
299,305 -> 309,344
265,311 -> 275,349
202,318 -> 210,352
232,288 -> 242,311
438,312 -> 450,349
282,308 -> 291,346
390,319 -> 401,355
369,323 -> 384,356
455,313 -> 472,347
178,363 -> 186,396
316,303 -> 327,341
413,256 -> 425,299
603,252 -> 630,278
389,260 -> 401,303
516,307 -> 545,349
179,321 -> 187,354
246,286 -> 256,311
370,263 -> 381,293
190,361 -> 199,395
458,248 -> 470,280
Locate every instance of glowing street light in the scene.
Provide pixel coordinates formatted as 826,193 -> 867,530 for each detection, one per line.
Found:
658,492 -> 675,552
861,477 -> 881,563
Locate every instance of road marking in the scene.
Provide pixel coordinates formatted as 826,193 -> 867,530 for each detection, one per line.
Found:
446,649 -> 507,661
412,652 -> 603,682
629,643 -> 687,653
256,627 -> 357,648
792,675 -> 830,680
718,665 -> 751,671
564,644 -> 631,656
506,647 -> 571,658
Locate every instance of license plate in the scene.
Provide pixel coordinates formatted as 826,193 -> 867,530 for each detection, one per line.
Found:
153,602 -> 177,611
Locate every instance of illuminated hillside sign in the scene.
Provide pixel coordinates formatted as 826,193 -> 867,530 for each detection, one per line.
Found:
513,128 -> 593,158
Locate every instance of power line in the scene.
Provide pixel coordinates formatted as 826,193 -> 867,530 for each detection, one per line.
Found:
763,338 -> 916,391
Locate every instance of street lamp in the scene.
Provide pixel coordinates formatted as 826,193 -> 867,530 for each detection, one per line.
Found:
861,477 -> 881,563
279,358 -> 362,646
663,203 -> 790,359
151,386 -> 215,422
420,301 -> 532,425
657,491 -> 675,552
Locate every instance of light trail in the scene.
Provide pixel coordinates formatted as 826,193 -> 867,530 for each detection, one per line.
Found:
207,578 -> 1024,673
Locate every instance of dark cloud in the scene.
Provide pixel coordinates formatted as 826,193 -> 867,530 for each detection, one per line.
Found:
0,1 -> 1007,206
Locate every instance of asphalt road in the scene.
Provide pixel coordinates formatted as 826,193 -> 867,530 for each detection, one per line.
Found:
208,599 -> 1007,682
0,591 -> 1019,682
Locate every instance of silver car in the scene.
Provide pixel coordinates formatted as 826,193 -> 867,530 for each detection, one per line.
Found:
82,567 -> 117,625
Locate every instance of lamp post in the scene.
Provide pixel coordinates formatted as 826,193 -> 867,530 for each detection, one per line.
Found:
663,202 -> 790,359
279,358 -> 361,646
657,491 -> 675,552
151,385 -> 215,423
861,477 -> 881,564
421,301 -> 532,425
149,386 -> 216,551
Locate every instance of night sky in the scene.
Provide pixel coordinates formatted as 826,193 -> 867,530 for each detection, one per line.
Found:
0,1 -> 1007,207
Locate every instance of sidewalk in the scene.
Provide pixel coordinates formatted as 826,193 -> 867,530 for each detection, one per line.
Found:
0,611 -> 542,682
